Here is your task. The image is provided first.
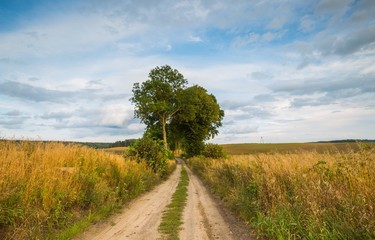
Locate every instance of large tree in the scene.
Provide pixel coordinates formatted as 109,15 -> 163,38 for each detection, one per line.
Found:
171,85 -> 224,157
131,65 -> 187,149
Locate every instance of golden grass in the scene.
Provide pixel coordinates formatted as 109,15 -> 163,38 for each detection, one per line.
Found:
101,146 -> 129,155
0,140 -> 165,239
187,143 -> 375,239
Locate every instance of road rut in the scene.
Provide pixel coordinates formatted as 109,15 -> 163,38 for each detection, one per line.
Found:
179,162 -> 233,240
75,164 -> 181,240
76,159 -> 254,240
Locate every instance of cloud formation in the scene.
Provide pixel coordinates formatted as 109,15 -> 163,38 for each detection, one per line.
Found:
0,0 -> 374,143
0,81 -> 76,102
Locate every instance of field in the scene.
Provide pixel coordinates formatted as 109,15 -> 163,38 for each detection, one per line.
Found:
221,142 -> 363,155
187,143 -> 375,239
2,140 -> 373,239
101,146 -> 128,155
0,140 -> 174,239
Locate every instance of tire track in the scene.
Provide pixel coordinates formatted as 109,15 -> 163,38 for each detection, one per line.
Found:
75,163 -> 181,240
179,161 -> 234,240
76,158 -> 254,240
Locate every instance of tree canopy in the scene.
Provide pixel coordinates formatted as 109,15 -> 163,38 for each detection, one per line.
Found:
131,65 -> 224,156
171,85 -> 224,157
131,65 -> 187,149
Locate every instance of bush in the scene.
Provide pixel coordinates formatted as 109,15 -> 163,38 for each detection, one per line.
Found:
202,143 -> 227,159
127,137 -> 168,177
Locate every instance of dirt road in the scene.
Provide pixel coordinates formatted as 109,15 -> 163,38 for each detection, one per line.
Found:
76,159 -> 253,240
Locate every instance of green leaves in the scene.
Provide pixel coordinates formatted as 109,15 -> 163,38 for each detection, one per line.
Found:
131,65 -> 187,149
131,65 -> 224,156
127,137 -> 168,177
171,85 -> 225,157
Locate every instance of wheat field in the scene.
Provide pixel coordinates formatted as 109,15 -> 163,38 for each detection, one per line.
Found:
187,143 -> 375,239
0,140 -> 170,239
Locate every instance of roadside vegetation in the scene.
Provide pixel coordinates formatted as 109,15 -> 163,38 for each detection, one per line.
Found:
158,166 -> 189,240
0,140 -> 175,239
187,143 -> 375,239
127,136 -> 173,178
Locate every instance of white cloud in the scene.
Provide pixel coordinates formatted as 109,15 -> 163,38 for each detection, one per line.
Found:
315,0 -> 354,14
233,31 -> 286,47
189,35 -> 203,42
99,105 -> 134,128
1,0 -> 374,143
299,15 -> 315,32
223,124 -> 258,135
267,15 -> 289,30
127,123 -> 145,132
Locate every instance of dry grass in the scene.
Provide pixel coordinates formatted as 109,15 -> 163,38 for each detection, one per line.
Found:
0,140 -> 166,239
187,143 -> 375,239
101,146 -> 128,155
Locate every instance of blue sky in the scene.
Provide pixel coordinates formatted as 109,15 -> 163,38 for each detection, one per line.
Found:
0,0 -> 374,143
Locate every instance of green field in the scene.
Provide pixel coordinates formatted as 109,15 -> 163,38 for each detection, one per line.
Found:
221,142 -> 367,155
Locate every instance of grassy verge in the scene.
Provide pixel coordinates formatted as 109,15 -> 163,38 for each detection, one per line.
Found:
187,144 -> 375,239
158,166 -> 189,240
0,140 -> 174,239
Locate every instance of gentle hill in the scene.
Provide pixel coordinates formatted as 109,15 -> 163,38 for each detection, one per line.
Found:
221,142 -> 371,155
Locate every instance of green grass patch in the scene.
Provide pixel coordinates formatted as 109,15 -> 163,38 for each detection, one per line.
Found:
52,203 -> 119,240
158,166 -> 189,240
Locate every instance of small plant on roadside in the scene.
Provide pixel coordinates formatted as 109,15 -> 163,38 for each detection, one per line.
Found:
202,143 -> 227,159
127,137 -> 168,177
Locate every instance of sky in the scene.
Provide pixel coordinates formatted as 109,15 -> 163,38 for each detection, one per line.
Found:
0,0 -> 374,143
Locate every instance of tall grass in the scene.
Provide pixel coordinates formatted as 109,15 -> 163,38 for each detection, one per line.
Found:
187,144 -> 375,239
0,140 -> 172,239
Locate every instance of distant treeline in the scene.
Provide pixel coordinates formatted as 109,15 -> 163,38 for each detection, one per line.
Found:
0,139 -> 138,149
75,139 -> 138,149
316,139 -> 375,143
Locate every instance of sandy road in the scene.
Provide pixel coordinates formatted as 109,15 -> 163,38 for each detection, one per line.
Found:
179,160 -> 254,240
76,159 -> 253,240
75,163 -> 181,240
179,162 -> 234,240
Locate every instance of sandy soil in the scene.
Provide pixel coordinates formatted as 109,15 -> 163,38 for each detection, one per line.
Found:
179,163 -> 233,240
180,160 -> 255,240
75,159 -> 254,240
75,164 -> 181,240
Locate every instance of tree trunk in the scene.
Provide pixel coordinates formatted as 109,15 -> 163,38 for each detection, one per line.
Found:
162,115 -> 168,149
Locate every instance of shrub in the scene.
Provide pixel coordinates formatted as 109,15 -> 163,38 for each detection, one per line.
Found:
202,143 -> 227,159
127,137 -> 168,177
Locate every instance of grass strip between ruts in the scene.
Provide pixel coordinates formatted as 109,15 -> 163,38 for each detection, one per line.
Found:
158,165 -> 189,240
